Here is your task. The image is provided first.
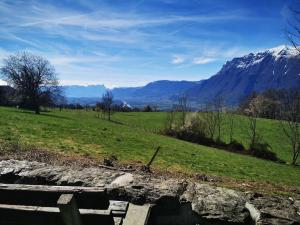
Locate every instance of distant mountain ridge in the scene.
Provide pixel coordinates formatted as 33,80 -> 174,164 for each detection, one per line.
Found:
112,80 -> 200,101
63,45 -> 300,106
63,80 -> 201,105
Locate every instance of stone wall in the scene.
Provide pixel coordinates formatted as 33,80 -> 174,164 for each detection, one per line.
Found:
0,160 -> 299,225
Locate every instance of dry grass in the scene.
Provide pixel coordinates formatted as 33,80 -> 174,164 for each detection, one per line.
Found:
0,140 -> 100,167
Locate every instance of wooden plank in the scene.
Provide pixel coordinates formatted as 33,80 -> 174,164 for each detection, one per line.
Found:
0,183 -> 109,209
0,183 -> 105,192
109,200 -> 129,212
122,204 -> 152,225
109,200 -> 128,217
114,217 -> 123,225
112,210 -> 126,217
57,194 -> 82,225
108,200 -> 129,218
0,204 -> 114,225
0,205 -> 63,225
0,204 -> 113,215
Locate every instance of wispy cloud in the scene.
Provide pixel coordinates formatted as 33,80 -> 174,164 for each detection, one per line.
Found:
192,57 -> 216,65
15,4 -> 245,30
0,0 -> 286,86
48,54 -> 121,66
0,1 -> 250,45
171,45 -> 263,67
171,55 -> 185,64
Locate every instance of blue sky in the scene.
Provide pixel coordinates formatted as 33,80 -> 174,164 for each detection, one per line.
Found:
0,0 -> 297,87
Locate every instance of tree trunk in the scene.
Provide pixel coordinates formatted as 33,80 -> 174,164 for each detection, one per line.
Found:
35,105 -> 40,114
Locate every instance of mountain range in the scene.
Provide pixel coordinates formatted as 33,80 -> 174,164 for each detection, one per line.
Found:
186,45 -> 300,105
63,45 -> 300,106
112,80 -> 199,102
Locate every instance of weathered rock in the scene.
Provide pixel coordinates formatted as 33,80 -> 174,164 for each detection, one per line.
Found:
246,193 -> 300,225
110,173 -> 134,187
0,159 -> 299,225
182,182 -> 251,224
0,160 -> 185,204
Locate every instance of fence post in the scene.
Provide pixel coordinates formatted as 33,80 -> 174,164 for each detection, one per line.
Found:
57,194 -> 82,225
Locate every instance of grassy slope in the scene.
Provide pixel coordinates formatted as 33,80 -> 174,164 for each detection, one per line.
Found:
114,112 -> 296,163
0,107 -> 299,187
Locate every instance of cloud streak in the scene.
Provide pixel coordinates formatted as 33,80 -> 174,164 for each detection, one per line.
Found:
171,55 -> 185,64
0,0 -> 286,86
192,57 -> 216,65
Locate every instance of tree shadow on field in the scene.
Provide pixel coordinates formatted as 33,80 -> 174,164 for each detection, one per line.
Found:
110,119 -> 124,125
102,118 -> 124,125
15,110 -> 72,120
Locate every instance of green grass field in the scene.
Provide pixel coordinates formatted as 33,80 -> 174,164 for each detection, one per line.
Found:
0,107 -> 299,187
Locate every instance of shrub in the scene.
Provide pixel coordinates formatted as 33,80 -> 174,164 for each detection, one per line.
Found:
249,142 -> 278,161
227,140 -> 245,152
143,105 -> 153,112
163,112 -> 280,163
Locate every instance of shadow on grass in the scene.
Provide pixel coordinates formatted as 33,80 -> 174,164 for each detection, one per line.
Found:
108,119 -> 124,125
95,116 -> 124,125
15,110 -> 72,120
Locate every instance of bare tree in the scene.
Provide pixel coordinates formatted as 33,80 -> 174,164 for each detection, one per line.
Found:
54,93 -> 67,112
95,102 -> 104,118
203,102 -> 217,140
1,52 -> 59,114
143,105 -> 153,112
213,96 -> 224,142
227,107 -> 235,143
279,89 -> 300,165
152,104 -> 159,112
286,5 -> 300,54
244,95 -> 266,148
101,91 -> 114,121
178,94 -> 189,127
165,109 -> 176,132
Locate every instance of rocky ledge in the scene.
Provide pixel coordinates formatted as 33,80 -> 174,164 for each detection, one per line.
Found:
0,160 -> 299,225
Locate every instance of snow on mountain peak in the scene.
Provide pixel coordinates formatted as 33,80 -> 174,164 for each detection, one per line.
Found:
222,45 -> 299,70
267,45 -> 299,60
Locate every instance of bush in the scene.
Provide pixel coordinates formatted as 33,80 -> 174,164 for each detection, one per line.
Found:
249,142 -> 278,161
163,112 -> 281,163
227,140 -> 245,152
143,105 -> 153,112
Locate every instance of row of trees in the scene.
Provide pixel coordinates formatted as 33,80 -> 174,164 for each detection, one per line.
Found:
242,89 -> 300,165
164,90 -> 300,165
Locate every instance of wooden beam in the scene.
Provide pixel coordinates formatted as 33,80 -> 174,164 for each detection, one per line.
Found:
57,194 -> 82,225
0,203 -> 112,214
123,204 -> 152,225
0,204 -> 63,225
0,204 -> 115,225
109,200 -> 129,218
0,183 -> 105,192
0,183 -> 109,209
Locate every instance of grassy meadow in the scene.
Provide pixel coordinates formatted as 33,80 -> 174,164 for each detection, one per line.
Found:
0,106 -> 299,188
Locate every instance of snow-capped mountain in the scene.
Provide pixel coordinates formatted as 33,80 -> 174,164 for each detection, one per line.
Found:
186,45 -> 300,105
